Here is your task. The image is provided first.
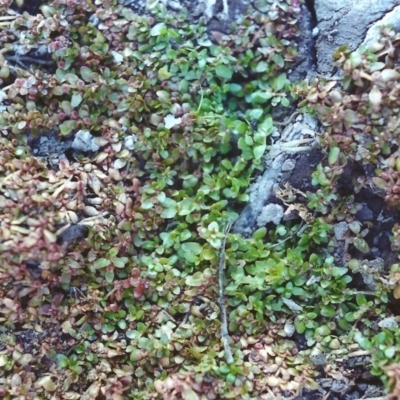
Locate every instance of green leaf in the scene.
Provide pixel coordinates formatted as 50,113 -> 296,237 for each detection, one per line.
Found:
247,108 -> 264,120
150,22 -> 167,36
235,122 -> 249,137
57,354 -> 69,368
315,325 -> 331,336
321,305 -> 335,317
118,320 -> 127,330
354,331 -> 373,350
93,258 -> 111,269
64,73 -> 79,87
71,93 -> 82,108
353,238 -> 370,254
182,174 -> 199,189
158,67 -> 171,80
257,116 -> 273,135
181,242 -> 202,255
229,83 -> 243,94
250,90 -> 273,104
108,247 -> 119,258
372,177 -> 388,190
271,96 -> 281,106
160,232 -> 174,248
328,147 -> 340,165
256,61 -> 269,73
272,53 -> 284,68
113,257 -> 128,268
274,73 -> 287,91
60,120 -> 77,135
252,227 -> 267,240
52,86 -> 63,96
281,97 -> 290,107
185,272 -> 204,287
161,208 -> 177,218
126,330 -> 140,340
159,196 -> 176,207
179,242 -> 202,263
384,346 -> 396,359
253,143 -> 266,160
179,229 -> 192,242
156,90 -> 170,102
178,198 -> 196,216
202,248 -> 217,260
182,389 -> 200,400
141,199 -> 154,210
356,294 -> 367,307
215,65 -> 233,80
197,36 -> 212,47
105,271 -> 114,283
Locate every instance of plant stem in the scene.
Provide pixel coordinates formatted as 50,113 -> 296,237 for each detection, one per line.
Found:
219,219 -> 234,364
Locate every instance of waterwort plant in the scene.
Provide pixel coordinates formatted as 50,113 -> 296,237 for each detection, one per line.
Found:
0,0 -> 396,398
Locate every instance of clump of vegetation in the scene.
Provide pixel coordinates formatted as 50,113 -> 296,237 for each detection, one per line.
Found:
0,0 -> 399,398
294,27 -> 400,208
293,25 -> 400,397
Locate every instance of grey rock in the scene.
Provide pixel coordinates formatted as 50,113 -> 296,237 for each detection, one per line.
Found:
378,316 -> 399,330
257,204 -> 284,226
314,0 -> 400,75
310,353 -> 327,367
124,135 -> 137,151
72,130 -> 100,153
362,4 -> 400,47
233,114 -> 318,236
334,222 -> 349,240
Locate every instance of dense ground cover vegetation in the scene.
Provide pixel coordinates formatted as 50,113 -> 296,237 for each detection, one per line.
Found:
1,0 -> 400,398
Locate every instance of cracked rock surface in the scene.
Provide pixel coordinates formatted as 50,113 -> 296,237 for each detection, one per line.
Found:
234,0 -> 400,238
313,0 -> 400,75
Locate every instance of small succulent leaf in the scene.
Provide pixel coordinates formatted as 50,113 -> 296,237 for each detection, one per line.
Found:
353,237 -> 370,253
250,90 -> 273,104
252,227 -> 267,240
182,389 -> 200,400
158,67 -> 171,80
274,73 -> 288,91
140,199 -> 154,210
178,198 -> 196,216
328,147 -> 340,165
93,258 -> 111,269
185,272 -> 204,287
281,96 -> 290,107
253,143 -> 266,160
256,61 -> 269,73
215,65 -> 234,80
161,208 -> 177,218
60,120 -> 77,135
321,305 -> 335,317
272,53 -> 284,67
394,285 -> 400,299
369,85 -> 382,108
372,177 -> 388,190
71,93 -> 83,108
150,22 -> 167,36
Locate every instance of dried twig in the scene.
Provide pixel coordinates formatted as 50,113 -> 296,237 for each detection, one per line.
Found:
5,55 -> 55,67
218,219 -> 234,364
274,111 -> 300,127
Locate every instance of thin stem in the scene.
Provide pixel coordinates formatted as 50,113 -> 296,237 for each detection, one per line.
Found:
6,55 -> 55,66
280,138 -> 315,148
218,220 -> 234,364
274,111 -> 300,127
0,16 -> 18,21
197,82 -> 204,113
